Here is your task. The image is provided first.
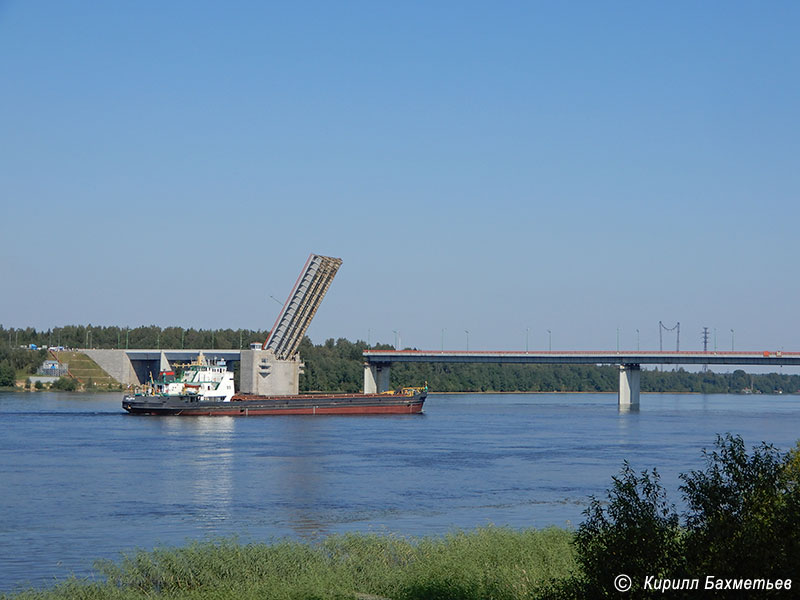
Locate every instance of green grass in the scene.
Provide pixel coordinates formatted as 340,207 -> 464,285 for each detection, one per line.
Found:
53,352 -> 117,388
1,527 -> 578,600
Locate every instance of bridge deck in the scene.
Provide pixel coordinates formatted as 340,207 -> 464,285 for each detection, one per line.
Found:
363,350 -> 800,367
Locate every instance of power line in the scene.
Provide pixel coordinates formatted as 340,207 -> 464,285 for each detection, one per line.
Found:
659,321 -> 680,352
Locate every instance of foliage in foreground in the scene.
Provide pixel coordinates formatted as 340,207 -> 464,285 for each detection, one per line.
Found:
2,528 -> 576,600
573,434 -> 800,598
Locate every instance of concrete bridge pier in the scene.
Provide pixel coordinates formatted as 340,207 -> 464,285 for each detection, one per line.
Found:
364,362 -> 391,393
618,364 -> 641,409
240,349 -> 303,395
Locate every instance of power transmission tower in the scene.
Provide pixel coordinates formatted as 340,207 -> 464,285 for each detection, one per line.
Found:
659,321 -> 680,371
659,321 -> 680,351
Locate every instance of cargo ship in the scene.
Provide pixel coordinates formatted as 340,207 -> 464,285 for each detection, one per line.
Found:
122,254 -> 426,416
122,354 -> 426,416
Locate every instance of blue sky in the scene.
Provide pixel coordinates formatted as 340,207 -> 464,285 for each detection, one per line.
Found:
1,1 -> 799,353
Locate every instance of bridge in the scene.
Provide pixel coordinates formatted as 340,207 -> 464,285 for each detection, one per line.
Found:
67,252 -> 800,404
80,253 -> 344,394
84,347 -> 800,403
79,348 -> 241,386
363,350 -> 800,408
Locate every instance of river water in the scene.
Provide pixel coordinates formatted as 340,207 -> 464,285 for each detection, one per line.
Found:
1,391 -> 799,591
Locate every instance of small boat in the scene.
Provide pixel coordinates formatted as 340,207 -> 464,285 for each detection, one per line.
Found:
122,356 -> 427,416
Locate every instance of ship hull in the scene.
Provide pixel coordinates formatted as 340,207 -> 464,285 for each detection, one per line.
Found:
122,391 -> 426,416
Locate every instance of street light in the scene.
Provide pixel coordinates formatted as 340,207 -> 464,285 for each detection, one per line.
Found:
547,329 -> 552,352
731,329 -> 735,352
525,327 -> 529,353
636,329 -> 640,351
441,328 -> 446,352
464,329 -> 470,351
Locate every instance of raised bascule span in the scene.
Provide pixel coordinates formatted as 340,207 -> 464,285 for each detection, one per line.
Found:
263,254 -> 342,360
239,253 -> 342,396
82,254 -> 344,394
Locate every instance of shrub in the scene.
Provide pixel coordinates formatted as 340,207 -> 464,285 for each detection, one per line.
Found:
51,377 -> 78,391
681,434 -> 800,583
574,434 -> 800,599
574,464 -> 682,597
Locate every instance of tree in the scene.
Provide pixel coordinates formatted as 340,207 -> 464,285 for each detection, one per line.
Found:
575,464 -> 682,597
573,435 -> 800,598
0,360 -> 14,387
681,434 -> 800,584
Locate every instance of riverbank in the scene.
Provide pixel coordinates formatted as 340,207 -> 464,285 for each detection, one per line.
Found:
1,527 -> 577,600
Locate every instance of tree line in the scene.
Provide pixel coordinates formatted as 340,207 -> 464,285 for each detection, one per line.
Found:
0,324 -> 270,351
2,326 -> 800,394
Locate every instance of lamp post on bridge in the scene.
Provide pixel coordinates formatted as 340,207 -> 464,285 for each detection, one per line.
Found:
441,328 -> 445,352
547,329 -> 552,352
636,329 -> 640,351
464,330 -> 470,351
731,329 -> 735,352
525,327 -> 529,353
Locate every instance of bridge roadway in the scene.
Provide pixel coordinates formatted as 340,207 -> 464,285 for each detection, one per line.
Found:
123,349 -> 241,362
362,350 -> 800,408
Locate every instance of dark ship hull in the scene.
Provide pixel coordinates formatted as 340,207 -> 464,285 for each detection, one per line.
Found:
122,390 -> 426,416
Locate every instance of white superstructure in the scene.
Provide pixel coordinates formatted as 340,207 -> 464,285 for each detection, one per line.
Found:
147,352 -> 236,402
